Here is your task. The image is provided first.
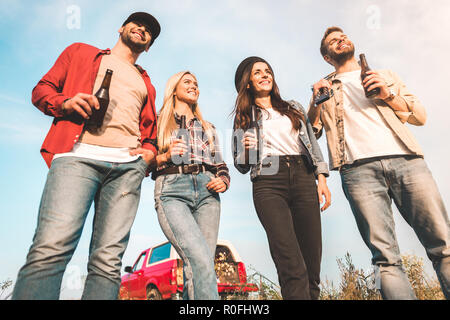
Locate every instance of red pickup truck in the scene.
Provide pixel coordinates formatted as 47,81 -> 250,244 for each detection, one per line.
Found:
119,239 -> 258,300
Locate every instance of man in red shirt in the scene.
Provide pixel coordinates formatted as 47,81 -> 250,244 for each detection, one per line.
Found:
12,12 -> 160,300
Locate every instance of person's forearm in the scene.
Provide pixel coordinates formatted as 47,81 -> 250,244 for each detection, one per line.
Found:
384,94 -> 410,113
317,173 -> 326,182
307,98 -> 321,128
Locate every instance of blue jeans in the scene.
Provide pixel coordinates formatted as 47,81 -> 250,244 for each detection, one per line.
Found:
12,156 -> 147,300
154,171 -> 220,300
340,155 -> 450,300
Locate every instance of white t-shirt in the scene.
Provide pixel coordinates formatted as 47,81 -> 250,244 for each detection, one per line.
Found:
335,70 -> 410,164
260,107 -> 301,160
53,142 -> 140,163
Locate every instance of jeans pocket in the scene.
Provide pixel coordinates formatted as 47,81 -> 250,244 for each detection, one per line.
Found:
163,173 -> 179,184
339,163 -> 355,176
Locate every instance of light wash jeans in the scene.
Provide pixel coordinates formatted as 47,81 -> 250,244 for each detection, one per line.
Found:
154,171 -> 220,300
340,155 -> 450,300
12,156 -> 147,300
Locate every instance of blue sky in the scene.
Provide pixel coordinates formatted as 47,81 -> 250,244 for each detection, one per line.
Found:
1,0 -> 449,299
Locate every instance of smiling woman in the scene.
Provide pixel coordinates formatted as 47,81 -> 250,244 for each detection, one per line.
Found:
151,71 -> 231,300
231,56 -> 331,300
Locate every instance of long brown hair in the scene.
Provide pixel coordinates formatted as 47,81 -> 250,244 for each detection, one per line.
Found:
231,61 -> 305,130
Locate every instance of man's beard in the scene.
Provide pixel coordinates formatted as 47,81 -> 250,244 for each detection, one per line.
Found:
328,44 -> 355,66
121,31 -> 148,54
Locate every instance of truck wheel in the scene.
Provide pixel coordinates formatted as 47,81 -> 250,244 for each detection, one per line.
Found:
146,286 -> 162,300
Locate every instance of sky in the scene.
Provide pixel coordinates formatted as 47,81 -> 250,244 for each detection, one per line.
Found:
1,0 -> 449,299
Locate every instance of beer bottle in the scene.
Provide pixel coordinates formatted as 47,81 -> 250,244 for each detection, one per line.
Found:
249,106 -> 260,164
88,69 -> 113,128
314,87 -> 331,106
179,115 -> 190,164
312,74 -> 334,106
180,115 -> 187,130
360,54 -> 380,98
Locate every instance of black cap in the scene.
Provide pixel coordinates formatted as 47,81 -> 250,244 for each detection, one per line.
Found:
123,12 -> 161,46
234,56 -> 272,92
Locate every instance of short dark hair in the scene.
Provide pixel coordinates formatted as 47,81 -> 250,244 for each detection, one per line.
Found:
320,26 -> 344,57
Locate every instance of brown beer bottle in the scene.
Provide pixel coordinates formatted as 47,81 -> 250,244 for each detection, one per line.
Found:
249,106 -> 260,164
359,54 -> 380,98
179,115 -> 190,164
180,115 -> 187,130
88,69 -> 113,128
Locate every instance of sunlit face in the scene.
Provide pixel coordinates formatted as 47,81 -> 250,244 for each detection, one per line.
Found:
249,62 -> 273,96
324,31 -> 355,65
119,21 -> 152,53
174,73 -> 199,105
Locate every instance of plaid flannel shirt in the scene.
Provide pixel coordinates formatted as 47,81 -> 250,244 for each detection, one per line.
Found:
154,113 -> 230,189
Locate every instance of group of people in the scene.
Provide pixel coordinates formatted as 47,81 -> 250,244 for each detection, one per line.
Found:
11,12 -> 449,300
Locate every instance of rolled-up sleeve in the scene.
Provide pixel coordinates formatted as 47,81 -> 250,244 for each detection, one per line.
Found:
390,70 -> 427,126
31,43 -> 80,117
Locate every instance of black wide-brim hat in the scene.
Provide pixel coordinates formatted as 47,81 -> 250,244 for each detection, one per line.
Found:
123,12 -> 161,46
234,56 -> 272,92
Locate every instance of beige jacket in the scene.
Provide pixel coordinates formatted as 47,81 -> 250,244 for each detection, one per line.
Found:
307,69 -> 426,171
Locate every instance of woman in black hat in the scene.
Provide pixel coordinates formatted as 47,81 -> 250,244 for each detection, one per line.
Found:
231,56 -> 331,300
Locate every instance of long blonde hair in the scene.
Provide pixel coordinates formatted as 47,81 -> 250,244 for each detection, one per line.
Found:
157,71 -> 215,154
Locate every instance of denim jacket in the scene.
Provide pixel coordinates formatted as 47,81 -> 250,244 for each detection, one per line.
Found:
232,100 -> 329,181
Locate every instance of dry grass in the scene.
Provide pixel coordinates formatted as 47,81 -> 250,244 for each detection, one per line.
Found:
0,279 -> 13,300
401,254 -> 445,300
319,253 -> 445,300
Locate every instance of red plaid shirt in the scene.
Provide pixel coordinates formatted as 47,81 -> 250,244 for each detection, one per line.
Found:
31,42 -> 158,168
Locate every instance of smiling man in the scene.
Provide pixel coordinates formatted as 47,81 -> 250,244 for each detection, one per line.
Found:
12,12 -> 160,300
308,26 -> 450,300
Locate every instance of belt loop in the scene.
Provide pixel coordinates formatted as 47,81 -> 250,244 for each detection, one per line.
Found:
178,166 -> 183,174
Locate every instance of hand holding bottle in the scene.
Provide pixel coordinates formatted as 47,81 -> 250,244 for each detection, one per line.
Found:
242,131 -> 258,150
165,138 -> 188,161
62,93 -> 99,119
312,79 -> 332,106
361,70 -> 390,100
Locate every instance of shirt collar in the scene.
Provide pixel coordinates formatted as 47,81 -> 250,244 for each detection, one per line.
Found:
99,48 -> 147,75
174,112 -> 199,126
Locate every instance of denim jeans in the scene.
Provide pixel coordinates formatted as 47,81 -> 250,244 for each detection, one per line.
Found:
12,156 -> 147,300
154,171 -> 220,300
340,155 -> 450,300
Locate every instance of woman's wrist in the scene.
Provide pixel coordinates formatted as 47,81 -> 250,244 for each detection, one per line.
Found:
163,151 -> 170,163
156,152 -> 170,166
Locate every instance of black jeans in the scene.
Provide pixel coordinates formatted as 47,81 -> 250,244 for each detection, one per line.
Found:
252,155 -> 322,300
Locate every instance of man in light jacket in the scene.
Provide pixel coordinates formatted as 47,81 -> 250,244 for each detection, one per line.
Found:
308,26 -> 449,300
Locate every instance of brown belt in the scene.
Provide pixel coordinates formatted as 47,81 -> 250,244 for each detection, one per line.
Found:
154,164 -> 209,179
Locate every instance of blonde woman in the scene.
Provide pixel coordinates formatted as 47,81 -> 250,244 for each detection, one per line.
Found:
152,71 -> 230,300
